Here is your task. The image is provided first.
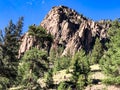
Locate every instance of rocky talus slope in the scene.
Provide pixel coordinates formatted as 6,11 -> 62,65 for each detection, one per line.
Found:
19,6 -> 110,57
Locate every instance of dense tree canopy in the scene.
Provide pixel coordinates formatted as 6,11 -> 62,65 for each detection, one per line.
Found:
0,16 -> 120,89
0,17 -> 23,89
100,19 -> 120,85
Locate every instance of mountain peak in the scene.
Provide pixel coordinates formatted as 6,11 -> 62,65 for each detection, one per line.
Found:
19,6 -> 110,57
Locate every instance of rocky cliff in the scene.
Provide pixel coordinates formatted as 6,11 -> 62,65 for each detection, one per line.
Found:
19,6 -> 110,57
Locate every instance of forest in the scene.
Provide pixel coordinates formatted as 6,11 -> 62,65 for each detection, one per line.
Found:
0,16 -> 120,90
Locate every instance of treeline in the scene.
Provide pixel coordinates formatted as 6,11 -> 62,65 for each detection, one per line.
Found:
0,17 -> 120,90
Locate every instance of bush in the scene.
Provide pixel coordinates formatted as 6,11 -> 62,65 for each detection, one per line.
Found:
57,82 -> 72,90
0,77 -> 9,90
57,82 -> 66,90
102,76 -> 120,85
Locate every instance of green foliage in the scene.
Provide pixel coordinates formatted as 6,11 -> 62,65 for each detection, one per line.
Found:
100,48 -> 120,77
44,69 -> 53,88
100,19 -> 120,85
28,25 -> 53,49
90,38 -> 103,64
17,48 -> 48,89
50,47 -> 71,73
102,76 -> 120,85
0,17 -> 24,88
0,47 -> 4,72
54,56 -> 71,72
57,46 -> 64,56
77,75 -> 86,90
0,77 -> 9,90
49,46 -> 65,63
71,50 -> 90,89
57,82 -> 72,90
57,82 -> 66,90
3,17 -> 23,61
49,48 -> 57,63
112,18 -> 120,28
1,15 -> 120,89
54,59 -> 61,72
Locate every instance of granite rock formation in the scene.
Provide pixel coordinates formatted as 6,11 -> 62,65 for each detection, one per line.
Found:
19,6 -> 110,57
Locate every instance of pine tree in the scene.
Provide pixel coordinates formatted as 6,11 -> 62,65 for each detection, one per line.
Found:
71,50 -> 90,89
3,17 -> 23,61
18,48 -> 49,89
45,69 -> 53,88
0,17 -> 24,88
100,19 -> 120,85
90,38 -> 103,64
53,56 -> 71,72
28,25 -> 53,54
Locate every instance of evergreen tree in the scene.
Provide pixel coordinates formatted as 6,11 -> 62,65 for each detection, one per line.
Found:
28,25 -> 53,54
90,38 -> 103,64
17,48 -> 49,89
44,69 -> 53,88
53,56 -> 71,72
0,17 -> 24,88
54,59 -> 61,72
100,19 -> 120,85
71,50 -> 90,89
3,17 -> 23,61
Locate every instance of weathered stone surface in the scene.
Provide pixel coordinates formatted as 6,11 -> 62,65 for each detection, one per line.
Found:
19,6 -> 110,57
18,33 -> 35,58
40,6 -> 110,55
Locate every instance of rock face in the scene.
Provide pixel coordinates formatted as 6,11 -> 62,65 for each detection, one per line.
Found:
40,6 -> 110,55
18,33 -> 35,58
19,6 -> 110,57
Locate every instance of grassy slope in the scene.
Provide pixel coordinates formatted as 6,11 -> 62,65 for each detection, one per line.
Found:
10,64 -> 120,90
86,64 -> 120,90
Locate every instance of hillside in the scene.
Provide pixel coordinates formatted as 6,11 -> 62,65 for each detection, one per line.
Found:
0,5 -> 120,90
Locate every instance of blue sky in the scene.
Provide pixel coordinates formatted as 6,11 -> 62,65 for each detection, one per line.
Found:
0,0 -> 120,33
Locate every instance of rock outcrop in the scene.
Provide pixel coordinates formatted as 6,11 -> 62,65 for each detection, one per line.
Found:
40,6 -> 110,55
19,6 -> 110,57
18,33 -> 35,58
